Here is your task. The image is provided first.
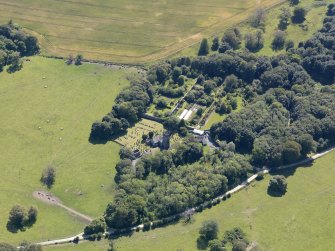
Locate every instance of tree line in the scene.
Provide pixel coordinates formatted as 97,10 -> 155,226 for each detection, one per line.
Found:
0,21 -> 39,73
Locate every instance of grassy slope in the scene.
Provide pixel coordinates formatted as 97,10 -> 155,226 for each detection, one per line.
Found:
48,150 -> 335,251
0,0 -> 282,63
175,0 -> 330,59
0,57 -> 135,244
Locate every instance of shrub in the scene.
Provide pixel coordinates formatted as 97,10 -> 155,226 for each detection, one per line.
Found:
268,175 -> 288,195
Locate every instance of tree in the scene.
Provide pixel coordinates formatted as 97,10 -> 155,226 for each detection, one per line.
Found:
208,239 -> 225,251
289,0 -> 299,6
66,54 -> 74,65
268,175 -> 287,194
27,206 -> 38,225
282,140 -> 301,164
119,147 -> 135,160
211,37 -> 220,51
198,38 -> 209,56
250,8 -> 266,29
75,54 -> 83,65
245,30 -> 264,52
84,218 -> 106,236
271,31 -> 286,51
278,7 -> 291,30
163,116 -> 180,132
40,165 -> 56,188
199,220 -> 219,241
285,40 -> 294,51
222,29 -> 241,50
292,7 -> 307,24
0,243 -> 16,251
18,241 -> 42,251
232,241 -> 248,251
7,205 -> 28,231
156,98 -> 168,109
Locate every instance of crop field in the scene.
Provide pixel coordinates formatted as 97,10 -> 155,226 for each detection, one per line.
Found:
0,57 -> 137,244
47,150 -> 335,251
0,0 -> 283,63
115,119 -> 164,152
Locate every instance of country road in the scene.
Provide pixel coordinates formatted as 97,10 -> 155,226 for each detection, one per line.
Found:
35,147 -> 335,247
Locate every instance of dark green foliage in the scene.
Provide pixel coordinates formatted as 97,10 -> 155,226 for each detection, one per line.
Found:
285,40 -> 294,50
268,175 -> 287,195
0,243 -> 16,251
250,8 -> 266,29
198,38 -> 210,56
232,241 -> 248,251
18,241 -> 42,251
156,98 -> 168,109
327,4 -> 335,16
119,147 -> 135,160
289,0 -> 300,6
211,37 -> 220,51
278,7 -> 291,30
90,78 -> 153,141
199,220 -> 219,241
208,239 -> 225,251
222,29 -> 242,50
282,140 -> 301,164
74,54 -> 83,65
7,205 -> 38,232
163,116 -> 180,132
292,7 -> 307,24
84,218 -> 106,236
245,30 -> 264,52
0,22 -> 39,73
40,165 -> 56,188
271,31 -> 286,50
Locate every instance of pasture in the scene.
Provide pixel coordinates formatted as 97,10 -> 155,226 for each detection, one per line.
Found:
48,150 -> 335,250
0,0 -> 283,63
0,57 -> 136,244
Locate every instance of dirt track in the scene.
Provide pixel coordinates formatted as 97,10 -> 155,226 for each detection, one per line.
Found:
33,191 -> 93,224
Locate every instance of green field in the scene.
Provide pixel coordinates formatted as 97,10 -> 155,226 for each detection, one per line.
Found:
47,150 -> 335,250
0,0 -> 283,63
202,96 -> 243,130
175,0 -> 331,59
0,57 -> 137,244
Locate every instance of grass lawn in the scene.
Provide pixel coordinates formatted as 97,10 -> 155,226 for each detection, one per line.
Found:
202,96 -> 243,130
240,0 -> 331,56
0,0 -> 282,63
48,150 -> 335,250
173,0 -> 331,59
115,119 -> 164,152
0,56 -> 136,245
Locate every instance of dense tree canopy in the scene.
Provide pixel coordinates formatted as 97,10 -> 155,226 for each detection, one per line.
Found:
0,22 -> 39,73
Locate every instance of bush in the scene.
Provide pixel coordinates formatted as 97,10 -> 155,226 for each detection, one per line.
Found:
255,172 -> 264,181
143,222 -> 151,231
271,31 -> 286,51
268,175 -> 287,195
40,165 -> 56,188
292,7 -> 307,24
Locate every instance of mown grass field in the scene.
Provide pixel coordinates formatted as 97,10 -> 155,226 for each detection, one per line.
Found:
0,0 -> 283,63
0,57 -> 137,244
48,150 -> 335,250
